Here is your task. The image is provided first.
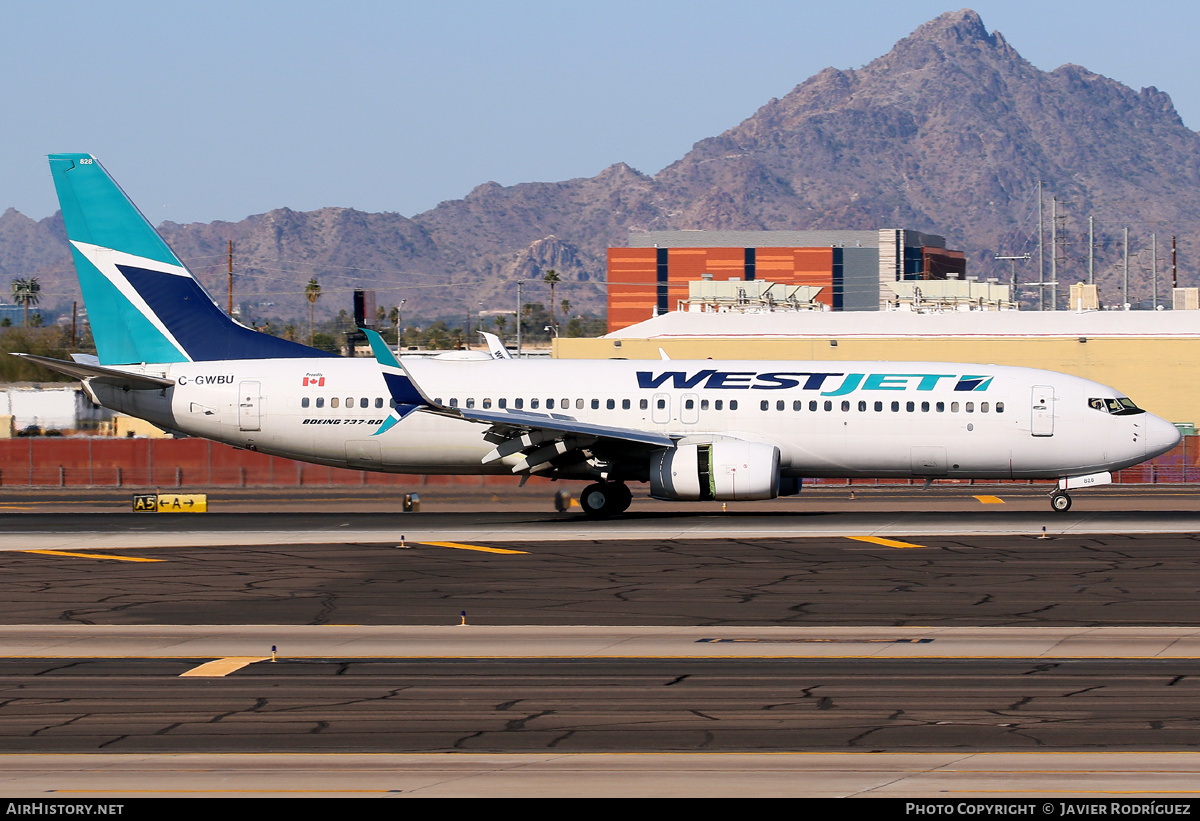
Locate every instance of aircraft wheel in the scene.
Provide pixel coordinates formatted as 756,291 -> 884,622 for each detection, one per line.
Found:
610,483 -> 633,514
580,483 -> 612,519
1051,492 -> 1072,512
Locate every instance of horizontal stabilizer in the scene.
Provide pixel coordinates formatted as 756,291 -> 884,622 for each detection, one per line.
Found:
12,353 -> 174,390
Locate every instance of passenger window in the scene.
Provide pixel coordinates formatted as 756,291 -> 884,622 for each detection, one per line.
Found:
514,398 -> 523,409
331,397 -> 340,409
576,399 -> 583,409
360,398 -> 369,409
793,400 -> 802,411
466,398 -> 475,409
874,401 -> 883,412
951,402 -> 960,412
891,401 -> 899,412
936,402 -> 945,412
996,402 -> 1004,413
686,399 -> 695,410
531,399 -> 540,409
761,400 -> 769,411
906,401 -> 914,412
776,400 -> 784,411
841,401 -> 850,412
448,398 -> 457,408
483,398 -> 492,409
302,397 -> 310,408
809,401 -> 817,411
824,401 -> 833,412
981,402 -> 989,413
345,397 -> 352,407
591,399 -> 599,410
622,399 -> 631,410
730,400 -> 738,410
858,401 -> 866,412
375,397 -> 383,408
656,398 -> 666,410
606,399 -> 615,410
546,399 -> 554,409
702,400 -> 710,410
965,402 -> 974,413
714,400 -> 723,411
921,402 -> 929,412
499,398 -> 507,409
316,397 -> 324,408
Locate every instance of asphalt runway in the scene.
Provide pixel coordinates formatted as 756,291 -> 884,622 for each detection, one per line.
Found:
2,488 -> 1200,796
2,528 -> 1200,626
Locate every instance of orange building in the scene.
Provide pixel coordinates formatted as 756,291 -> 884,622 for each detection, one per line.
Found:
607,230 -> 965,332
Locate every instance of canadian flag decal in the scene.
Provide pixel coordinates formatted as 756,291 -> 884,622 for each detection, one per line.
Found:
303,376 -> 326,387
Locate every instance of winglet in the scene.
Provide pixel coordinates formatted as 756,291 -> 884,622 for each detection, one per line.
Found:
361,328 -> 426,434
363,327 -> 402,369
480,331 -> 513,360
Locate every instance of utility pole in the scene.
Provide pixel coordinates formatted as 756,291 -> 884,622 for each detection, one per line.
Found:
1152,233 -> 1158,310
1088,216 -> 1095,285
1037,180 -> 1044,311
1050,196 -> 1058,311
1172,236 -> 1178,291
227,241 -> 234,317
516,280 -> 523,357
1123,227 -> 1130,310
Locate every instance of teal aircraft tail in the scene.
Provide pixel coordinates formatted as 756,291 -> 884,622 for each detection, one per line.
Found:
48,153 -> 333,365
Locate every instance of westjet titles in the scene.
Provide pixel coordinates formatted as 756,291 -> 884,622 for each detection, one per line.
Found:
636,370 -> 993,394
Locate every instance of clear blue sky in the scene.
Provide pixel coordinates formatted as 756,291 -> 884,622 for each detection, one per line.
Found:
3,1 -> 1196,225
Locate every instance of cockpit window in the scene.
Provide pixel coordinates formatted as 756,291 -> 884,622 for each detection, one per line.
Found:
1089,397 -> 1145,416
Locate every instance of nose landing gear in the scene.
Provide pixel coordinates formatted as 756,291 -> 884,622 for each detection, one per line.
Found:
1050,491 -> 1072,512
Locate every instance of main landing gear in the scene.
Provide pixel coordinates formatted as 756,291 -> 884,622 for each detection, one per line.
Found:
1050,491 -> 1072,512
579,482 -> 633,519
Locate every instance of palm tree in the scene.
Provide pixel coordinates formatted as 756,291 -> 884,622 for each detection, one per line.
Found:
543,269 -> 560,329
305,277 -> 321,346
11,277 -> 40,328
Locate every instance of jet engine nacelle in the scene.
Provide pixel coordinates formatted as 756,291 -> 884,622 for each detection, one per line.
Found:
650,440 -> 781,501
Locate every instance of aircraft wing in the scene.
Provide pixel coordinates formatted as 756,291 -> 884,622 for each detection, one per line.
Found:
12,353 -> 175,390
459,407 -> 675,474
360,328 -> 675,475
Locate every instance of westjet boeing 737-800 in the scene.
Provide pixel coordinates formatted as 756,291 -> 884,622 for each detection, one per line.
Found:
20,154 -> 1181,517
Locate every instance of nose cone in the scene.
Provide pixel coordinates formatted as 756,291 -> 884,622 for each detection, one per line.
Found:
1146,414 -> 1182,459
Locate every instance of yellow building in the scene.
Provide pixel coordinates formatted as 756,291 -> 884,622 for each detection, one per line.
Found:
555,310 -> 1200,425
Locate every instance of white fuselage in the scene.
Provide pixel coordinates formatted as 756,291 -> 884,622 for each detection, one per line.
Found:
84,357 -> 1180,482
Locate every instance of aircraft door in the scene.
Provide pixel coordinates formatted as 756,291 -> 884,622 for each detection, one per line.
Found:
238,381 -> 262,431
681,393 -> 699,425
652,392 -> 671,424
1031,385 -> 1054,437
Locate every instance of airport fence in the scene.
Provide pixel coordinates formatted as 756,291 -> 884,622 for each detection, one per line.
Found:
0,435 -> 1196,488
0,437 -> 532,488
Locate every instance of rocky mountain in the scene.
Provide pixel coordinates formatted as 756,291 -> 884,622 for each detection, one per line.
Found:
4,9 -> 1199,324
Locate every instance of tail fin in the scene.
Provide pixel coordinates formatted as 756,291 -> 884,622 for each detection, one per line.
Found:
48,153 -> 333,365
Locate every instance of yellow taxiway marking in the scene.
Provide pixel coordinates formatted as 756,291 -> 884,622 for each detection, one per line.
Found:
23,549 -> 163,563
180,657 -> 270,677
974,495 -> 1005,504
846,536 -> 927,550
418,541 -> 528,555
